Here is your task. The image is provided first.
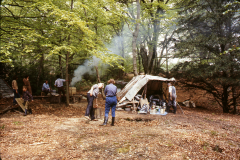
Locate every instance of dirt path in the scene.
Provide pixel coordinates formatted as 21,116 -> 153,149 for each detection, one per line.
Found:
0,99 -> 240,159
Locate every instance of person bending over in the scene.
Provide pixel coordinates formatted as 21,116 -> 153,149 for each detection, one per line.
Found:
85,83 -> 104,121
100,79 -> 117,126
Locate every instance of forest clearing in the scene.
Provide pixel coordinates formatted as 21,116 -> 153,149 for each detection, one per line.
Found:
1,0 -> 240,159
1,87 -> 240,160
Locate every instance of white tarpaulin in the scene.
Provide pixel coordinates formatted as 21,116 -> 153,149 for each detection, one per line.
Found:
118,75 -> 175,103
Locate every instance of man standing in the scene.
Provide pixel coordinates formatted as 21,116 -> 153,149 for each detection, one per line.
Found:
100,79 -> 117,126
54,75 -> 66,97
166,83 -> 177,114
42,80 -> 52,95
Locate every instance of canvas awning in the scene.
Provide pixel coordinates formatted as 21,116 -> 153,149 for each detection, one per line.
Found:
117,75 -> 175,103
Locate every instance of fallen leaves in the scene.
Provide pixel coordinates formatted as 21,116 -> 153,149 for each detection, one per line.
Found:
0,97 -> 239,159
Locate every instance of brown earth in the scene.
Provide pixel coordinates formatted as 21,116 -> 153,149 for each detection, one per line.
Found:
0,94 -> 240,159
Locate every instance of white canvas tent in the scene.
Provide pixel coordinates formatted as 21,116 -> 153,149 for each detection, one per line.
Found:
116,75 -> 175,107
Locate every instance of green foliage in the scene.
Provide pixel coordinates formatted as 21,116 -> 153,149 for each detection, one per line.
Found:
0,0 -> 125,66
173,0 -> 240,113
124,55 -> 133,73
0,0 -> 129,94
75,79 -> 93,91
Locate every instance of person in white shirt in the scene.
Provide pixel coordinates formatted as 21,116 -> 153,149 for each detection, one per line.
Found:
84,83 -> 104,121
54,75 -> 67,97
166,83 -> 177,114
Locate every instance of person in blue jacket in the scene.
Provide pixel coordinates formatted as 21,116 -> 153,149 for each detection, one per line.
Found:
100,79 -> 117,126
42,80 -> 52,95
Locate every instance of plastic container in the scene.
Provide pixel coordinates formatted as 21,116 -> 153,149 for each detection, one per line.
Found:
150,109 -> 156,114
160,108 -> 165,114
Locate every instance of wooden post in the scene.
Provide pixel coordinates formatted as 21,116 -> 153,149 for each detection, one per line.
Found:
144,84 -> 147,99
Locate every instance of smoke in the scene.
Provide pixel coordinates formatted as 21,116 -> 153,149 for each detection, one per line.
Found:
70,56 -> 101,86
70,24 -> 132,86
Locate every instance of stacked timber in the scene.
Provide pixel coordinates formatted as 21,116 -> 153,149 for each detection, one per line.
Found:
0,79 -> 14,98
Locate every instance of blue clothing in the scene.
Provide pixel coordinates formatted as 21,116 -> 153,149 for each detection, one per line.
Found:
13,89 -> 20,104
105,96 -> 117,117
55,78 -> 66,87
104,84 -> 117,97
42,83 -> 50,91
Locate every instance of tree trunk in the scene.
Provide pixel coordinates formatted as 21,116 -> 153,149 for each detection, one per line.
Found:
166,48 -> 169,78
132,0 -> 140,76
222,86 -> 229,113
59,55 -> 63,78
137,46 -> 141,75
232,86 -> 237,114
95,66 -> 101,83
140,45 -> 148,74
95,66 -> 106,99
37,52 -> 44,90
66,50 -> 69,106
65,0 -> 74,106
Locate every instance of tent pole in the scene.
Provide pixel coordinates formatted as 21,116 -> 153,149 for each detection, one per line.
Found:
177,102 -> 185,115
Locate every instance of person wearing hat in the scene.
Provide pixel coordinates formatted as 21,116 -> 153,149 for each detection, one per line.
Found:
85,83 -> 104,121
100,79 -> 117,126
166,82 -> 177,114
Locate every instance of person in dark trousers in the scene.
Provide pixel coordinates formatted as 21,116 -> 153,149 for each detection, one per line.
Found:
54,75 -> 66,97
166,82 -> 177,114
21,86 -> 33,116
100,79 -> 117,126
85,83 -> 104,121
12,76 -> 20,105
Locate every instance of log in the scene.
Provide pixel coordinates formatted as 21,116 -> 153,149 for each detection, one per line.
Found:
0,105 -> 19,115
50,96 -> 61,103
33,96 -> 50,98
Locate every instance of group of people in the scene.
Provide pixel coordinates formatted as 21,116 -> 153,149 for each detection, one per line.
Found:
84,80 -> 177,126
41,75 -> 68,97
12,75 -> 68,116
11,74 -> 176,124
12,75 -> 33,116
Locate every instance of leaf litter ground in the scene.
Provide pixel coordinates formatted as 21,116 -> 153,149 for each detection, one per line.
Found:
0,98 -> 240,160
